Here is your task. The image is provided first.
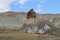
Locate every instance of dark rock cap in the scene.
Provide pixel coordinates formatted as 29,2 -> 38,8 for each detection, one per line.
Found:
27,9 -> 36,18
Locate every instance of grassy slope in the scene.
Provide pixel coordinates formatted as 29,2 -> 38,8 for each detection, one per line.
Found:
0,31 -> 60,40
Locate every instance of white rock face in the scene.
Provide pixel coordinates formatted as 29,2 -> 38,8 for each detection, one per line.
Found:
0,15 -> 58,34
26,25 -> 38,33
53,18 -> 60,28
0,16 -> 26,29
39,29 -> 45,34
44,24 -> 51,31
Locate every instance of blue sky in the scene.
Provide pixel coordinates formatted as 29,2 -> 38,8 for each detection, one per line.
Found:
0,0 -> 60,14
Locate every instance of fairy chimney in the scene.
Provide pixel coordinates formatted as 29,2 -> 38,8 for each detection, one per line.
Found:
27,9 -> 36,19
26,9 -> 36,25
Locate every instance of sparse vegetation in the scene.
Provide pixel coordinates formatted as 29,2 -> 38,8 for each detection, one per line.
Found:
0,11 -> 60,40
0,31 -> 60,40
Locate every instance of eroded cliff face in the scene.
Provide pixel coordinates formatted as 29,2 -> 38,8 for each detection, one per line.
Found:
26,9 -> 36,25
0,10 -> 60,34
19,9 -> 57,34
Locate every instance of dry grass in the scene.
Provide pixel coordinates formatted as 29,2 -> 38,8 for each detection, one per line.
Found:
0,31 -> 60,40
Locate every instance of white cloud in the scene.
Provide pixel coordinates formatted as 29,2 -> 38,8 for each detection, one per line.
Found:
0,0 -> 15,12
35,4 -> 42,13
0,0 -> 29,12
0,4 -> 10,13
35,0 -> 46,13
19,0 -> 29,5
0,0 -> 14,4
40,0 -> 46,3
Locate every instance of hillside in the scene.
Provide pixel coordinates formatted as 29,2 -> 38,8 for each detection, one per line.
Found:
0,11 -> 60,29
0,11 -> 60,40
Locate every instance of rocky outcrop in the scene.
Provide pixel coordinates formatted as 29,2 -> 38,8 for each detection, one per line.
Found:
20,9 -> 57,34
0,9 -> 60,35
0,16 -> 26,30
27,9 -> 36,19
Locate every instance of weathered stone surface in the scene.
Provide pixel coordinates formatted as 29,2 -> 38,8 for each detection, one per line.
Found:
0,16 -> 26,30
27,9 -> 36,19
25,25 -> 38,33
53,18 -> 60,28
0,9 -> 60,35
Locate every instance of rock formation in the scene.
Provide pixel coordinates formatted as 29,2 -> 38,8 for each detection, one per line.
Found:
20,9 -> 57,34
0,9 -> 59,35
26,9 -> 36,25
27,9 -> 36,19
24,9 -> 37,33
37,20 -> 57,34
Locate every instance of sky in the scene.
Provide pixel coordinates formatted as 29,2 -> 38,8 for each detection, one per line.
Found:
0,0 -> 60,14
